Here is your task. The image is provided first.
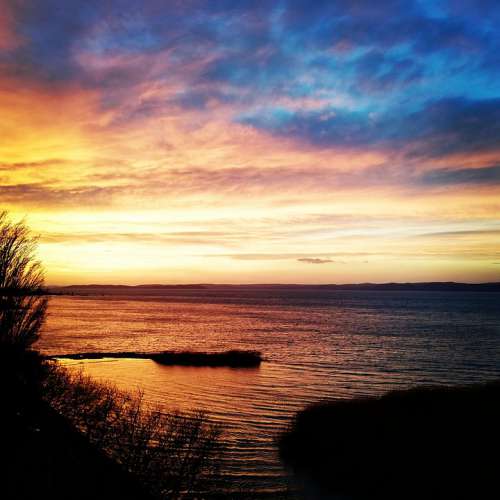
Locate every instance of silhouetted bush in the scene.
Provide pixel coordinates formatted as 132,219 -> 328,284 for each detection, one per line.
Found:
43,363 -> 223,499
152,349 -> 262,367
0,211 -> 47,351
280,381 -> 500,499
52,349 -> 263,367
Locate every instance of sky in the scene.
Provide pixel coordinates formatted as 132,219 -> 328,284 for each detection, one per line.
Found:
1,0 -> 499,285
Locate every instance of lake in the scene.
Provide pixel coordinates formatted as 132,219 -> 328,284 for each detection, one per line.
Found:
39,287 -> 500,497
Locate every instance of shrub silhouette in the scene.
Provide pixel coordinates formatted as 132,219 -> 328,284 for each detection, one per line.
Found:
0,211 -> 47,350
280,381 -> 500,499
43,363 -> 224,499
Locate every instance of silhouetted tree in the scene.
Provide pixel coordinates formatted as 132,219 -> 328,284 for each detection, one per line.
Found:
0,211 -> 48,350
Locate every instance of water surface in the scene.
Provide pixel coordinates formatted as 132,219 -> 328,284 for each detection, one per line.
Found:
39,288 -> 500,496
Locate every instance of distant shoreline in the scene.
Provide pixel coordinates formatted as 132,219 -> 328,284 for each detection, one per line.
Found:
47,282 -> 500,294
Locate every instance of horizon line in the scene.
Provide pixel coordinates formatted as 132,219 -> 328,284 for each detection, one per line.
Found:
47,281 -> 500,288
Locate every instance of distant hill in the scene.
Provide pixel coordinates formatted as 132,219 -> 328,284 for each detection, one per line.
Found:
57,284 -> 208,290
318,282 -> 500,291
48,282 -> 500,294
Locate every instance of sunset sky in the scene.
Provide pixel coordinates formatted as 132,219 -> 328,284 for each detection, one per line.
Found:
1,0 -> 499,284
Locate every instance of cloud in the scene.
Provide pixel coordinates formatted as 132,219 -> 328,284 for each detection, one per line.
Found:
0,159 -> 66,170
210,253 -> 367,261
297,258 -> 335,264
242,97 -> 500,159
4,1 -> 499,102
0,183 -> 118,207
350,50 -> 424,93
39,230 -> 245,247
3,159 -> 498,212
403,99 -> 500,158
0,2 -> 22,50
3,0 -> 500,166
418,165 -> 500,186
417,228 -> 500,238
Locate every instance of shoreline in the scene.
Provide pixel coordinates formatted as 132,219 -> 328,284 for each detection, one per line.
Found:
48,282 -> 500,294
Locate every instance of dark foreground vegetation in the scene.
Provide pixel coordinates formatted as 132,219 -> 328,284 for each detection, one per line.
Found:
51,349 -> 263,367
1,351 -> 155,499
2,352 -> 224,499
280,381 -> 500,499
44,362 -> 223,498
1,212 -> 224,499
2,349 -> 225,499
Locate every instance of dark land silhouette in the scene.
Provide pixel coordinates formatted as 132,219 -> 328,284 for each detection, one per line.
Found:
279,381 -> 500,499
152,349 -> 261,367
2,350 -> 224,499
50,349 -> 262,368
52,282 -> 500,294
